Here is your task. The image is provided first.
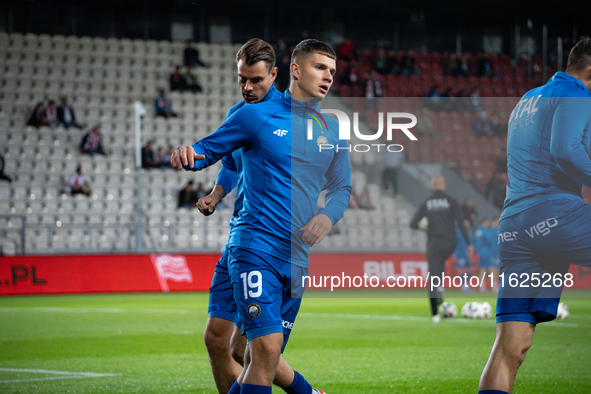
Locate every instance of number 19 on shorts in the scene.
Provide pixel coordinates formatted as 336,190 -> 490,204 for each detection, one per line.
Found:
240,271 -> 262,299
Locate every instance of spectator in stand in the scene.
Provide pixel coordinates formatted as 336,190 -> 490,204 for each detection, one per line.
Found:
65,165 -> 91,196
461,197 -> 478,228
364,71 -> 383,110
183,40 -> 207,68
445,53 -> 460,76
196,182 -> 209,201
162,145 -> 174,168
45,100 -> 59,129
426,84 -> 444,111
0,152 -> 12,183
155,146 -> 164,168
155,89 -> 178,118
276,54 -> 291,92
183,68 -> 202,93
486,172 -> 507,209
385,50 -> 399,75
337,38 -> 356,60
57,96 -> 84,129
342,64 -> 360,86
381,150 -> 404,195
141,140 -> 159,169
27,102 -> 47,128
490,112 -> 507,137
459,53 -> 471,76
178,180 -> 198,209
473,111 -> 494,138
401,49 -> 419,75
169,66 -> 186,92
477,52 -> 497,77
80,124 -> 106,156
373,48 -> 389,75
470,88 -> 483,112
274,38 -> 288,60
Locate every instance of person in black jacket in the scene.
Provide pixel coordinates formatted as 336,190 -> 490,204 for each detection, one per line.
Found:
178,180 -> 198,209
410,175 -> 473,322
57,96 -> 84,129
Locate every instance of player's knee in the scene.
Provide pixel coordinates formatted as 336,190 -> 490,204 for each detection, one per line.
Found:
231,341 -> 245,365
203,325 -> 230,353
249,334 -> 283,363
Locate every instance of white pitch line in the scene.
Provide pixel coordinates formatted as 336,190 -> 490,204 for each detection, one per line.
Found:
0,307 -> 589,328
0,307 -> 204,315
0,368 -> 119,384
0,368 -> 118,376
0,376 -> 86,384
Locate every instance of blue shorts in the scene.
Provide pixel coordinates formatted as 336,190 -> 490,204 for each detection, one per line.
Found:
496,198 -> 591,324
227,246 -> 306,353
208,247 -> 238,324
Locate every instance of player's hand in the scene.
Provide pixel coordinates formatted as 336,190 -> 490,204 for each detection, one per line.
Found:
466,245 -> 475,256
583,185 -> 591,204
197,187 -> 224,216
300,213 -> 332,247
170,145 -> 205,170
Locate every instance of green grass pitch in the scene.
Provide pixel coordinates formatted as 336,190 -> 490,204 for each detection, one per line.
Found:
0,291 -> 590,393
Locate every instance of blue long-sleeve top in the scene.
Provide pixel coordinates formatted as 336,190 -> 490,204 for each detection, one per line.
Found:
503,72 -> 591,219
215,85 -> 282,231
454,228 -> 472,260
188,89 -> 352,267
473,225 -> 492,259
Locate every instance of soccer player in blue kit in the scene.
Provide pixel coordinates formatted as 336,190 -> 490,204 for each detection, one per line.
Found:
478,36 -> 591,394
172,39 -> 351,394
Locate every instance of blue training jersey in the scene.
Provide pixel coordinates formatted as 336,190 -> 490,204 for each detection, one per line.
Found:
473,225 -> 491,260
454,228 -> 472,260
189,89 -> 352,267
503,72 -> 591,219
215,85 -> 282,231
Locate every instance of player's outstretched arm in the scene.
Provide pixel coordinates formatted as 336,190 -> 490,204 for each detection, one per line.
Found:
170,145 -> 205,170
189,105 -> 259,171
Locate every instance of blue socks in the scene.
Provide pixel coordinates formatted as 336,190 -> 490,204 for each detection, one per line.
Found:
478,391 -> 509,394
241,383 -> 272,394
284,370 -> 313,394
228,381 -> 241,394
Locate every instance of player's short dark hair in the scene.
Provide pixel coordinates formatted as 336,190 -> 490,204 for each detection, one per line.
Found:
566,35 -> 591,73
235,38 -> 276,72
291,39 -> 336,64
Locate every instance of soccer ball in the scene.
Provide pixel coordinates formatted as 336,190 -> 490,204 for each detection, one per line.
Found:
476,302 -> 493,319
418,217 -> 429,230
439,302 -> 457,318
461,302 -> 473,318
556,303 -> 570,320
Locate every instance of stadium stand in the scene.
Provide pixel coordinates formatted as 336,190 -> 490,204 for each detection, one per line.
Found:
0,32 -> 425,255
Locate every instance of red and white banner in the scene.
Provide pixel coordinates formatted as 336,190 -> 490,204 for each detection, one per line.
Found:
1,253 -> 590,295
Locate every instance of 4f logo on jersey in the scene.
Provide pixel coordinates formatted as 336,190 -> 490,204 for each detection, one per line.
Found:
273,129 -> 289,137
